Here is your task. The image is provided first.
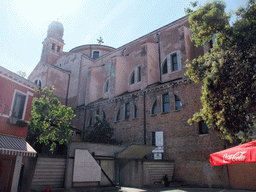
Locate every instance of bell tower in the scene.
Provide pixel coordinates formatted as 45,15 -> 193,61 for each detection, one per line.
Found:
41,21 -> 65,64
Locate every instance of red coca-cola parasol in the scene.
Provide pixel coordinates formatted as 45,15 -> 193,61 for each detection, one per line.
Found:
210,140 -> 256,166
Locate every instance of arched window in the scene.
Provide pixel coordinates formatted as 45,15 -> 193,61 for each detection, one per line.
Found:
161,51 -> 180,74
152,100 -> 157,115
104,79 -> 109,93
52,43 -> 55,51
175,95 -> 182,110
162,60 -> 168,74
137,66 -> 141,82
57,45 -> 60,52
130,71 -> 135,85
134,105 -> 138,118
34,79 -> 42,89
130,66 -> 142,85
116,109 -> 121,121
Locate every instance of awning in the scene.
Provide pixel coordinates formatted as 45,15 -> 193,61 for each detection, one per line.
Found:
116,144 -> 156,159
0,134 -> 37,157
210,140 -> 256,166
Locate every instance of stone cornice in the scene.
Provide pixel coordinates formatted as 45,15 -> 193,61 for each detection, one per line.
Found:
82,78 -> 192,109
0,66 -> 38,91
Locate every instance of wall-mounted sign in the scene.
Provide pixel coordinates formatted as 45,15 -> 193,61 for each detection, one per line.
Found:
154,153 -> 162,160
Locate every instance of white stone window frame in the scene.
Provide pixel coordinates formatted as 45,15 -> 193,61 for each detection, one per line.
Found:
129,65 -> 142,86
103,78 -> 110,93
92,50 -> 101,59
9,89 -> 28,121
161,50 -> 181,75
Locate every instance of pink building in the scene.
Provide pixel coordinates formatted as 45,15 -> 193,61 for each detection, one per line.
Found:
0,66 -> 38,192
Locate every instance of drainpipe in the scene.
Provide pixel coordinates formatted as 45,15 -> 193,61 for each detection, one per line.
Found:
143,91 -> 146,145
82,107 -> 87,141
157,33 -> 162,82
66,73 -> 70,106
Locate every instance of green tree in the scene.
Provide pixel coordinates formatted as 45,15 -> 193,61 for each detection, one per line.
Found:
84,115 -> 122,145
186,0 -> 256,143
27,87 -> 76,152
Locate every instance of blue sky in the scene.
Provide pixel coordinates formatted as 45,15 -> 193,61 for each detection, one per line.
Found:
0,0 -> 247,76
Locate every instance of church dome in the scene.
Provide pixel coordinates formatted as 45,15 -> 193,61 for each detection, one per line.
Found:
48,21 -> 64,32
47,21 -> 64,41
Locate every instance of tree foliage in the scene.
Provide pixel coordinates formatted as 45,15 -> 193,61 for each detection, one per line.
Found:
186,0 -> 256,143
27,87 -> 76,152
84,115 -> 122,145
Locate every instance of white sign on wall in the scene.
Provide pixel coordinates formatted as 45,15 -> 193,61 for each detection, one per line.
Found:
155,131 -> 163,146
73,149 -> 101,182
153,131 -> 164,160
154,153 -> 162,160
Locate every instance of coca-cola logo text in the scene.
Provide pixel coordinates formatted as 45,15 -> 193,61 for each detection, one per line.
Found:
223,151 -> 247,163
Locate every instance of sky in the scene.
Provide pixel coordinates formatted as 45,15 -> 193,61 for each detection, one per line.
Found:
0,0 -> 247,77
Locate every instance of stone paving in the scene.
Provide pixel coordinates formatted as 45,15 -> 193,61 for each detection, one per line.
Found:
121,187 -> 256,192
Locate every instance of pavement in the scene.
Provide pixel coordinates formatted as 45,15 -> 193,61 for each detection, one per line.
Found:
120,187 -> 256,192
31,186 -> 256,192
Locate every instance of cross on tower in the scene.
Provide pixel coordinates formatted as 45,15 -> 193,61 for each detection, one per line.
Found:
97,37 -> 104,45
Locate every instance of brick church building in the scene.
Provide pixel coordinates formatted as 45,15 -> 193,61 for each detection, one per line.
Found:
28,17 -> 229,188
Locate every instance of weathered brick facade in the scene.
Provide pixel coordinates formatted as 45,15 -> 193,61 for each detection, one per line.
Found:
28,17 -> 229,188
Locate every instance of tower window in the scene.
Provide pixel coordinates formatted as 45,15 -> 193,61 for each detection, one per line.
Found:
125,102 -> 130,120
52,43 -> 55,51
152,100 -> 157,115
57,46 -> 60,52
175,95 -> 182,110
162,93 -> 170,113
93,51 -> 100,59
162,60 -> 168,74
